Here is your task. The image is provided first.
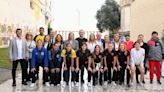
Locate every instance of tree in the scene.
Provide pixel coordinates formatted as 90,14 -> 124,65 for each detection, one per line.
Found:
96,0 -> 120,33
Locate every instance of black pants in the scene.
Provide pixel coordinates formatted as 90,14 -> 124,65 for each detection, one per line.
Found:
103,65 -> 118,82
12,59 -> 27,83
94,71 -> 104,84
118,65 -> 130,85
63,66 -> 77,82
26,59 -> 32,81
80,65 -> 87,82
50,69 -> 61,84
31,63 -> 49,83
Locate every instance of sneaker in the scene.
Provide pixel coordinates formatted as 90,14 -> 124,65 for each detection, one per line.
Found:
12,81 -> 16,87
130,82 -> 134,86
104,81 -> 108,86
88,82 -> 92,87
30,83 -> 36,87
62,82 -> 66,87
81,80 -> 84,84
45,82 -> 50,87
112,82 -> 116,86
71,82 -> 75,87
22,81 -> 28,85
75,82 -> 79,87
50,84 -> 55,87
57,84 -> 60,86
157,80 -> 162,85
150,80 -> 153,84
139,82 -> 144,87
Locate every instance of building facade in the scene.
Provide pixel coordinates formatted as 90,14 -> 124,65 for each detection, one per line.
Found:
120,0 -> 164,41
0,0 -> 52,47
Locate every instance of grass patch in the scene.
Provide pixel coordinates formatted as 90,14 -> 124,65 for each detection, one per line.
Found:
0,48 -> 12,69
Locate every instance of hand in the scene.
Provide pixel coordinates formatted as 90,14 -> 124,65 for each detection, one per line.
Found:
44,67 -> 49,72
56,68 -> 60,73
88,67 -> 92,72
104,67 -> 108,71
51,68 -> 55,73
93,69 -> 96,73
100,68 -> 104,73
31,68 -> 36,73
64,67 -> 67,71
117,65 -> 121,71
113,66 -> 117,71
75,67 -> 80,73
126,65 -> 130,70
71,67 -> 75,71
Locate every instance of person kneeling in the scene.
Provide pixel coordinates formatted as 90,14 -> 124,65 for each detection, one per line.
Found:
30,39 -> 50,87
130,42 -> 145,86
48,43 -> 62,86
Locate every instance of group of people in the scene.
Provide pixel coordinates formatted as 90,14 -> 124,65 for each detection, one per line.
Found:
9,27 -> 164,88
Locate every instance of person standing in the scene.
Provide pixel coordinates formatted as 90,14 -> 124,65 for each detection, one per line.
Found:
34,27 -> 45,42
9,28 -> 28,86
55,34 -> 64,50
112,34 -> 121,52
76,29 -> 87,49
63,32 -> 79,51
148,31 -> 164,84
123,34 -> 134,53
103,35 -> 110,49
50,30 -> 57,45
87,33 -> 97,53
96,32 -> 104,52
25,32 -> 36,82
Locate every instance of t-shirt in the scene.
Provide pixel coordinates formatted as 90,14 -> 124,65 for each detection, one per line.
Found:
117,50 -> 130,65
103,49 -> 117,66
76,37 -> 87,48
76,49 -> 91,66
92,53 -> 103,63
61,49 -> 76,58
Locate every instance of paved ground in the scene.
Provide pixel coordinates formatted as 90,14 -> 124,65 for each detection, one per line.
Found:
0,68 -> 164,92
0,68 -> 11,84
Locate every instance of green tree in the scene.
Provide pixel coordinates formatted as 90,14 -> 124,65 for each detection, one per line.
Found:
96,0 -> 120,33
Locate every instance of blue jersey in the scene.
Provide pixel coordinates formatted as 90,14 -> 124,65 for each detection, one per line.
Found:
31,47 -> 48,68
48,49 -> 62,68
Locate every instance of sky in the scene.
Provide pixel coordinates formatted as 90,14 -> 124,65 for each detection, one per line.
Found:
51,0 -> 119,31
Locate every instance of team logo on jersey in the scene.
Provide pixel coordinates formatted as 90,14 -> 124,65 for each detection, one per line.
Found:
35,52 -> 38,55
56,54 -> 60,58
41,52 -> 44,55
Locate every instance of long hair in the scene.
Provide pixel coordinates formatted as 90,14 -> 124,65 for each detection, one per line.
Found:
55,34 -> 63,43
119,43 -> 128,55
92,45 -> 101,59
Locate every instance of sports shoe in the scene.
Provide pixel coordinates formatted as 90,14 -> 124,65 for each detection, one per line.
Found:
104,81 -> 108,86
45,82 -> 50,87
75,82 -> 79,87
30,83 -> 36,87
88,82 -> 92,87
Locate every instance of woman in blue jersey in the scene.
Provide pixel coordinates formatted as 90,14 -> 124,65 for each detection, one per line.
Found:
30,39 -> 50,87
